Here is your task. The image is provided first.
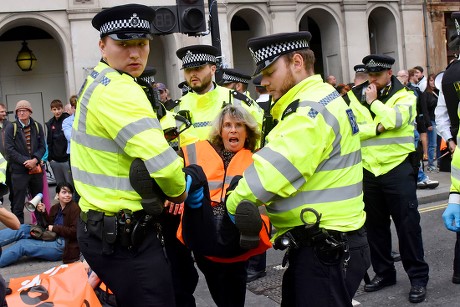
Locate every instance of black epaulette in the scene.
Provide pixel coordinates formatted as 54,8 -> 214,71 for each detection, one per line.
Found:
281,99 -> 300,120
230,90 -> 253,106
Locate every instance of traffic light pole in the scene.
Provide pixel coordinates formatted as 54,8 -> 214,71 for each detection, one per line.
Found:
208,0 -> 223,67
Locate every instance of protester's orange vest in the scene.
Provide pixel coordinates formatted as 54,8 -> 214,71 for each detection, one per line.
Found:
178,140 -> 272,263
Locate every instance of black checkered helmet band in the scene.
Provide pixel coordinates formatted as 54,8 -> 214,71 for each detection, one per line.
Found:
222,72 -> 250,84
181,50 -> 216,68
249,39 -> 309,67
365,59 -> 392,70
99,13 -> 150,36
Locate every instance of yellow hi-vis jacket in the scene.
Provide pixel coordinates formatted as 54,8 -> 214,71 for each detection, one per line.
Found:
347,77 -> 416,176
158,107 -> 199,150
177,83 -> 263,141
0,152 -> 6,182
226,75 -> 366,240
70,62 -> 186,214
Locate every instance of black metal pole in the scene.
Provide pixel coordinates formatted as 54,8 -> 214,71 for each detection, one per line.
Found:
208,0 -> 222,68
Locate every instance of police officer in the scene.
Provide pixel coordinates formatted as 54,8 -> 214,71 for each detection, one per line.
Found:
175,45 -> 263,140
440,11 -> 460,284
353,64 -> 368,87
225,31 -> 369,307
218,68 -> 253,98
71,4 -> 193,306
347,54 -> 429,303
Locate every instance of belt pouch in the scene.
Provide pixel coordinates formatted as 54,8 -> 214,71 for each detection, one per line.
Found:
102,216 -> 117,255
87,210 -> 104,241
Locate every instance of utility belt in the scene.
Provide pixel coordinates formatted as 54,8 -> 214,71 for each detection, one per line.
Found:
80,209 -> 162,255
274,217 -> 362,269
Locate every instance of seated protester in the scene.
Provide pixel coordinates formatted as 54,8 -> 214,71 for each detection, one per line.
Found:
174,105 -> 271,307
0,182 -> 80,268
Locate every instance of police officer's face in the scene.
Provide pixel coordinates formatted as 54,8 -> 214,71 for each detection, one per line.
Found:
260,57 -> 297,101
221,114 -> 248,153
100,37 -> 149,78
184,64 -> 216,94
368,70 -> 392,90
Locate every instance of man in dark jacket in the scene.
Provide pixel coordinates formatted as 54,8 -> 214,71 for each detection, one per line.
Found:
4,100 -> 46,223
46,99 -> 71,185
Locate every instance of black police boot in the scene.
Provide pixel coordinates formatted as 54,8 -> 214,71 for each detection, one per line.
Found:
129,158 -> 165,215
409,285 -> 426,303
235,200 -> 262,250
364,274 -> 397,292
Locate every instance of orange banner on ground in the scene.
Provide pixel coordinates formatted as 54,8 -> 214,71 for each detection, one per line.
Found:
6,262 -> 101,307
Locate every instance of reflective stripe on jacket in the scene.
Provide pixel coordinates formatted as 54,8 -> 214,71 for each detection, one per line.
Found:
71,62 -> 185,214
226,75 -> 366,240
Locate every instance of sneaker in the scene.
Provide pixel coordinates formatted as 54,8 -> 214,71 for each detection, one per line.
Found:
417,178 -> 439,189
235,200 -> 262,250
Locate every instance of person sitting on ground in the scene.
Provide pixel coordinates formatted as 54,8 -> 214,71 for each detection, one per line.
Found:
174,105 -> 271,307
0,182 -> 80,268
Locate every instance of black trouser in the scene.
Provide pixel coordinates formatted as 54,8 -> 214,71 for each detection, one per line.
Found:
344,228 -> 370,297
77,219 -> 175,307
363,160 -> 429,286
194,254 -> 247,307
161,213 -> 198,307
11,171 -> 43,224
281,242 -> 352,307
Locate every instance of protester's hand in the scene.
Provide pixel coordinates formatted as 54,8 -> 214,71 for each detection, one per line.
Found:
442,203 -> 460,232
36,202 -> 46,213
164,200 -> 184,215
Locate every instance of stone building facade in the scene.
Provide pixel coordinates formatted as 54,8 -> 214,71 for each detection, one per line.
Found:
0,0 -> 457,124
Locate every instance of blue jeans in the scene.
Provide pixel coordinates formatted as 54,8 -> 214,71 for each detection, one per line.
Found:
427,121 -> 437,167
414,130 -> 428,182
0,224 -> 64,267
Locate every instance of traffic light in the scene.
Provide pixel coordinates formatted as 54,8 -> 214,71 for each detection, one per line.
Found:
152,6 -> 179,35
176,0 -> 206,35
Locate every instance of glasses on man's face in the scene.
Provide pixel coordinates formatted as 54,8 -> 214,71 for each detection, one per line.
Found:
17,109 -> 30,114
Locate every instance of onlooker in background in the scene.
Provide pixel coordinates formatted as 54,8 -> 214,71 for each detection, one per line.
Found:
408,69 -> 431,161
218,68 -> 252,99
396,70 -> 409,85
422,74 -> 440,172
46,99 -> 72,186
154,82 -> 179,111
61,96 -> 79,202
325,74 -> 337,88
414,66 -> 427,92
405,69 -> 439,189
4,100 -> 46,223
0,182 -> 80,268
353,64 -> 368,86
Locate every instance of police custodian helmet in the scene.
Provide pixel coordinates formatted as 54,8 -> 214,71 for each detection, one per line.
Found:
246,31 -> 312,75
362,54 -> 395,73
92,4 -> 156,41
